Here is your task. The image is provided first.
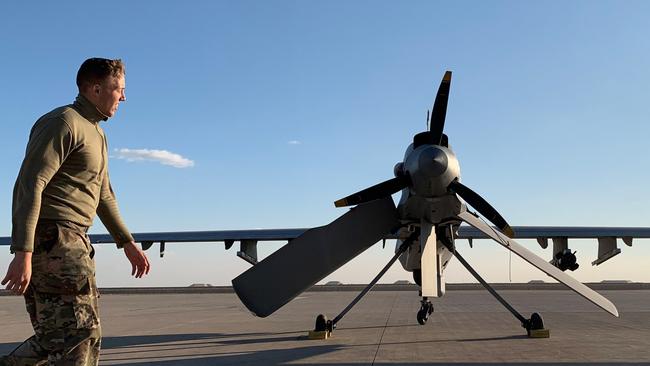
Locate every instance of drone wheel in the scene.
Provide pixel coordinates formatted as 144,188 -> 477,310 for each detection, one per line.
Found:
528,312 -> 544,330
417,302 -> 433,325
417,308 -> 428,325
314,314 -> 328,331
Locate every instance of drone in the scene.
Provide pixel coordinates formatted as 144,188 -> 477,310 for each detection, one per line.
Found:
231,71 -> 620,338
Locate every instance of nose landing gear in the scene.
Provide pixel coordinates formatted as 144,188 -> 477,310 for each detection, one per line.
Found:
417,298 -> 434,325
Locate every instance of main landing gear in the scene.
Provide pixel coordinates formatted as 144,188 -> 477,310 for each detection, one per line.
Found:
453,248 -> 549,338
308,313 -> 334,340
524,312 -> 545,335
309,231 -> 420,339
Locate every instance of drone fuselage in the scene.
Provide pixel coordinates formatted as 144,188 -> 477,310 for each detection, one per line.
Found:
394,141 -> 464,295
395,142 -> 463,220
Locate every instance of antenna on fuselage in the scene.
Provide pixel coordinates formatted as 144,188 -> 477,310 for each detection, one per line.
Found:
426,110 -> 430,130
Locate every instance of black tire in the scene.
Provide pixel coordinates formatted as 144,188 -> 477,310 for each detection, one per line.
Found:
417,308 -> 428,325
315,314 -> 328,331
529,313 -> 544,330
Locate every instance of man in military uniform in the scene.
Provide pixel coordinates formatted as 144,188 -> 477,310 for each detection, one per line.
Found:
1,58 -> 150,365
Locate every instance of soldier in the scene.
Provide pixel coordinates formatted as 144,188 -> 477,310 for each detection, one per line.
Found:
1,58 -> 150,365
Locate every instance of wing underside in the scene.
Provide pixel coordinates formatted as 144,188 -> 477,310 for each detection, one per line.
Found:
1,226 -> 648,246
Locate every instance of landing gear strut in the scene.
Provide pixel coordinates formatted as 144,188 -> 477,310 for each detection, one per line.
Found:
453,248 -> 549,337
309,231 -> 419,339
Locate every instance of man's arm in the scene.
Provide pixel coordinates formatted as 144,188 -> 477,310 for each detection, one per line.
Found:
97,172 -> 150,277
12,118 -> 74,253
1,251 -> 32,294
4,118 -> 74,295
122,241 -> 150,278
96,172 -> 134,247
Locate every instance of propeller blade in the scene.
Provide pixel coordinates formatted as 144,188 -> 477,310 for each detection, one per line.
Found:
334,176 -> 409,207
232,197 -> 399,317
429,70 -> 452,144
448,180 -> 514,238
458,211 -> 619,317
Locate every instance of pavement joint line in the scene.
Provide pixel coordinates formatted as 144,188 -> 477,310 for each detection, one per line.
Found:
371,292 -> 399,365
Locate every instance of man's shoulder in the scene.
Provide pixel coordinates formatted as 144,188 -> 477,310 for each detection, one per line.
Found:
43,104 -> 84,124
29,105 -> 81,140
35,104 -> 91,132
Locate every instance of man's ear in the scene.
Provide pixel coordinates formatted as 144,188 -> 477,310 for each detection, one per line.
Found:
94,83 -> 101,95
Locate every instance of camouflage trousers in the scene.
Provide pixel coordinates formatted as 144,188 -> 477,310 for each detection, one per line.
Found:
2,221 -> 101,366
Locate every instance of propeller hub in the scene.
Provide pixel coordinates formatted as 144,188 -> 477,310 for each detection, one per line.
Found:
404,145 -> 459,197
420,146 -> 448,176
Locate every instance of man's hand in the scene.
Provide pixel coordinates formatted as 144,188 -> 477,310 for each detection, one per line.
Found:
123,241 -> 150,278
2,251 -> 32,295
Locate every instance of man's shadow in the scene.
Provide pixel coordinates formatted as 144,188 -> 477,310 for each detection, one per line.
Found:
101,334 -> 346,366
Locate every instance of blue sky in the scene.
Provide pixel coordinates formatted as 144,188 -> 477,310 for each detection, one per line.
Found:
1,1 -> 649,287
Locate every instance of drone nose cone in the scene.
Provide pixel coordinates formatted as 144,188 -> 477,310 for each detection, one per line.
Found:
404,145 -> 459,197
419,146 -> 448,176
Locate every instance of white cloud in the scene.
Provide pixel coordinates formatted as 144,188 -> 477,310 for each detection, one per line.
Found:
113,148 -> 195,168
288,140 -> 302,145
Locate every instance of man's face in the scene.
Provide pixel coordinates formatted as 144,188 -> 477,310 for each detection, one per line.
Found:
94,73 -> 126,117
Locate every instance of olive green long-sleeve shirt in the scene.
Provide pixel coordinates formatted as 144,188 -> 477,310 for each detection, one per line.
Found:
11,94 -> 134,252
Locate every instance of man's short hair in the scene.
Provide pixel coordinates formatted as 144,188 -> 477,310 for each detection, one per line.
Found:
76,58 -> 125,90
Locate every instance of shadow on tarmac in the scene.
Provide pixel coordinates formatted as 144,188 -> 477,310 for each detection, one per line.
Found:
84,330 -> 650,366
102,344 -> 346,365
99,332 -> 650,366
102,330 -> 304,349
3,332 -> 649,365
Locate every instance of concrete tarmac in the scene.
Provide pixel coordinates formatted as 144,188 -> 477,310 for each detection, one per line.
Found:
1,289 -> 649,365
